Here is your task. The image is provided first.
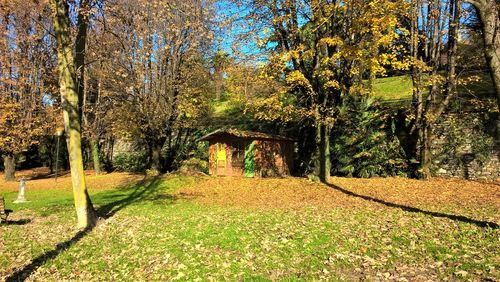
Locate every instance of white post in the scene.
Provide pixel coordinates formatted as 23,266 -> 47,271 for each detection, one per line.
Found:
13,177 -> 28,203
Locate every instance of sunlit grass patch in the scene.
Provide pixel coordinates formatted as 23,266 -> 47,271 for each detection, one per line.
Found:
371,73 -> 495,108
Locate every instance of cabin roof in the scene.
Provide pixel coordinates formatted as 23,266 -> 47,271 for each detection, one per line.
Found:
199,129 -> 295,142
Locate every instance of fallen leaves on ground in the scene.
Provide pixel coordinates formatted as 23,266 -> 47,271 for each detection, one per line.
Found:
179,176 -> 500,224
178,176 -> 371,210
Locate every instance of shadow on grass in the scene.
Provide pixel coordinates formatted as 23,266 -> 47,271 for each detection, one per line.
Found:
6,176 -> 172,282
2,219 -> 31,226
96,176 -> 173,218
27,170 -> 71,181
325,182 -> 499,229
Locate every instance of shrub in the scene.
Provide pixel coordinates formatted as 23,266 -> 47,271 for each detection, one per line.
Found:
178,158 -> 209,175
113,152 -> 148,172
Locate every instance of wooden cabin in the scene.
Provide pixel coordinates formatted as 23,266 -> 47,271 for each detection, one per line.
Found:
200,129 -> 294,177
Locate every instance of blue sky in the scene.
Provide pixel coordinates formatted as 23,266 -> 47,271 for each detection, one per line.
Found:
213,0 -> 270,64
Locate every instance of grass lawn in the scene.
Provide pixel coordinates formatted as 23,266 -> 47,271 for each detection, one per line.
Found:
372,76 -> 413,101
1,172 -> 499,281
372,73 -> 496,105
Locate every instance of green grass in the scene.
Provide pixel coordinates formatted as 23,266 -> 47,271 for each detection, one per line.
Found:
371,73 -> 496,107
372,75 -> 414,101
1,176 -> 498,280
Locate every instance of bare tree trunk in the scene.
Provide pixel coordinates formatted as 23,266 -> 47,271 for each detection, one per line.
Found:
410,0 -> 424,166
419,124 -> 433,178
3,154 -> 15,182
50,0 -> 96,229
90,138 -> 101,175
151,142 -> 163,172
75,0 -> 89,122
314,122 -> 331,183
48,143 -> 54,174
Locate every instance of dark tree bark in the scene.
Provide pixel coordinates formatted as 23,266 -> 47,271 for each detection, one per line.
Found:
151,142 -> 163,172
147,136 -> 166,172
314,122 -> 331,183
3,154 -> 15,182
90,138 -> 101,175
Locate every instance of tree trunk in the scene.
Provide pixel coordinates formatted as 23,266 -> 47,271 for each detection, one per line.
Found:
150,142 -> 163,172
471,0 -> 500,142
50,0 -> 96,229
410,0 -> 423,162
314,122 -> 331,183
90,138 -> 101,175
48,138 -> 54,174
419,124 -> 433,179
3,154 -> 15,182
74,0 -> 89,122
474,0 -> 500,111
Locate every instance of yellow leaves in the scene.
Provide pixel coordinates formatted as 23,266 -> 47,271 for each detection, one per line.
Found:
398,27 -> 410,37
263,54 -> 287,78
286,70 -> 313,93
250,0 -> 411,125
0,95 -> 55,152
319,36 -> 343,47
426,73 -> 446,88
411,58 -> 432,72
370,53 -> 410,76
317,69 -> 335,80
350,84 -> 369,96
256,38 -> 267,48
253,95 -> 288,122
286,49 -> 301,61
285,45 -> 309,62
458,75 -> 481,86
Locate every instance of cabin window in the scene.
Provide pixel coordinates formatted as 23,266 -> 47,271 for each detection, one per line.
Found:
231,140 -> 245,166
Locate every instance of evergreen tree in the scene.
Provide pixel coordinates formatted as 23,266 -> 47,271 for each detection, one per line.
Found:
332,95 -> 408,178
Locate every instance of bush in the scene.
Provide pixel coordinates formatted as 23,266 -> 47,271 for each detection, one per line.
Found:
332,95 -> 408,178
162,131 -> 209,172
113,152 -> 148,172
178,158 -> 209,175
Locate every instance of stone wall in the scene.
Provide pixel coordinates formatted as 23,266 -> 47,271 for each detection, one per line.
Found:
431,112 -> 499,181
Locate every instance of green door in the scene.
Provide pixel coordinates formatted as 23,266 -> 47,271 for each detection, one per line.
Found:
244,140 -> 255,177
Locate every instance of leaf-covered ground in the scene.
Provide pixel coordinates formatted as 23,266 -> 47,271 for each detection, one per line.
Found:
1,172 -> 499,281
